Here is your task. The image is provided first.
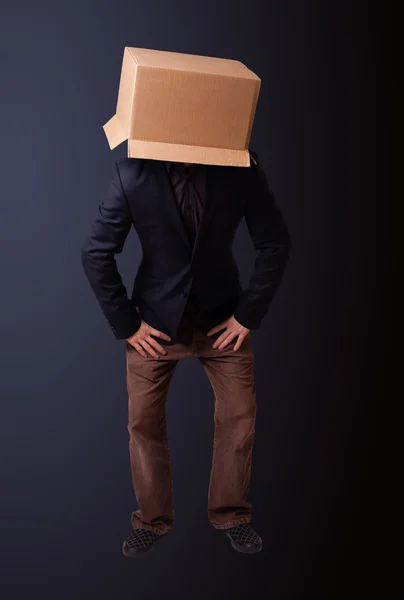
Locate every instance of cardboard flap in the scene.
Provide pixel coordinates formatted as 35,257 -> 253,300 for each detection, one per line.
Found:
102,114 -> 127,150
128,139 -> 251,167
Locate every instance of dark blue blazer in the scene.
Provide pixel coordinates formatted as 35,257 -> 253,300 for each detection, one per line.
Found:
81,151 -> 291,342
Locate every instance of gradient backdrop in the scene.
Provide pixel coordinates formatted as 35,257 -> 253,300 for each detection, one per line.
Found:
0,1 -> 392,599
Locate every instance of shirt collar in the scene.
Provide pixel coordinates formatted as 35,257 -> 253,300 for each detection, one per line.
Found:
165,161 -> 205,175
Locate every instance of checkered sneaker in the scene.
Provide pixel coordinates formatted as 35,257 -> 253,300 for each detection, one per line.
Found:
222,524 -> 263,554
122,528 -> 162,557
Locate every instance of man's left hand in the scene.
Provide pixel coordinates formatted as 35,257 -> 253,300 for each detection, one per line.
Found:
206,315 -> 250,351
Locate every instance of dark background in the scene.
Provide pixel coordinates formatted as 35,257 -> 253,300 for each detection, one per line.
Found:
0,1 -> 393,598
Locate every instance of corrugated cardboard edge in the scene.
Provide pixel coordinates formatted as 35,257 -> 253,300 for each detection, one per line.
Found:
123,48 -> 138,140
245,79 -> 261,148
102,48 -> 139,149
249,152 -> 257,166
128,140 -> 250,166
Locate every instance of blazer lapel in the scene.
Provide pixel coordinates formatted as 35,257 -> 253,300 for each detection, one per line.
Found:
153,160 -> 192,252
190,165 -> 219,263
152,160 -> 220,262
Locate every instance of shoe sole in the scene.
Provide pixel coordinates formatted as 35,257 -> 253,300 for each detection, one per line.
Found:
223,531 -> 263,554
122,542 -> 156,558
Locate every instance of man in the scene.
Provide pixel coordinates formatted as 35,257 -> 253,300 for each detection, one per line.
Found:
81,150 -> 291,556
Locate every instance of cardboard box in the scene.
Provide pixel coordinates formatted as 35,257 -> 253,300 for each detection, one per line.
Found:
103,47 -> 261,167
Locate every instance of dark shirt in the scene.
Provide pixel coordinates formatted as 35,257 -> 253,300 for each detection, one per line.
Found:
165,161 -> 207,339
165,161 -> 206,248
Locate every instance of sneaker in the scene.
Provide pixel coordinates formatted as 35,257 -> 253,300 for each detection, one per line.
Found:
122,527 -> 166,558
221,524 -> 263,554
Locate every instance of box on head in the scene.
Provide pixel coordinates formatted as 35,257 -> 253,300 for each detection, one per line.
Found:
103,47 -> 261,167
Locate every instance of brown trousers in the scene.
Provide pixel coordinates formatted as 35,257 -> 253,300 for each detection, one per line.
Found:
125,297 -> 257,535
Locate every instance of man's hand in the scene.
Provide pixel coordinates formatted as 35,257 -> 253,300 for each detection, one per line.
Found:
126,307 -> 171,357
206,315 -> 250,351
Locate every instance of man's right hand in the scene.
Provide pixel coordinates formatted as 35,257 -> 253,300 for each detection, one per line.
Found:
126,308 -> 171,357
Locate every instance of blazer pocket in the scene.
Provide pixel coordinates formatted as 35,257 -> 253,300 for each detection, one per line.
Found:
146,277 -> 165,293
133,274 -> 165,297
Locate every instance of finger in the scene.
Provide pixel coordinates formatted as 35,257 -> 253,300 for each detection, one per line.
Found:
134,342 -> 148,358
212,330 -> 231,349
206,322 -> 227,337
147,336 -> 167,356
216,333 -> 236,350
211,330 -> 228,348
150,328 -> 171,342
233,334 -> 245,351
140,339 -> 159,358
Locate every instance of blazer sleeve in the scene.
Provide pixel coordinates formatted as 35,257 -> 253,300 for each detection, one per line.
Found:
233,152 -> 292,330
81,162 -> 141,340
